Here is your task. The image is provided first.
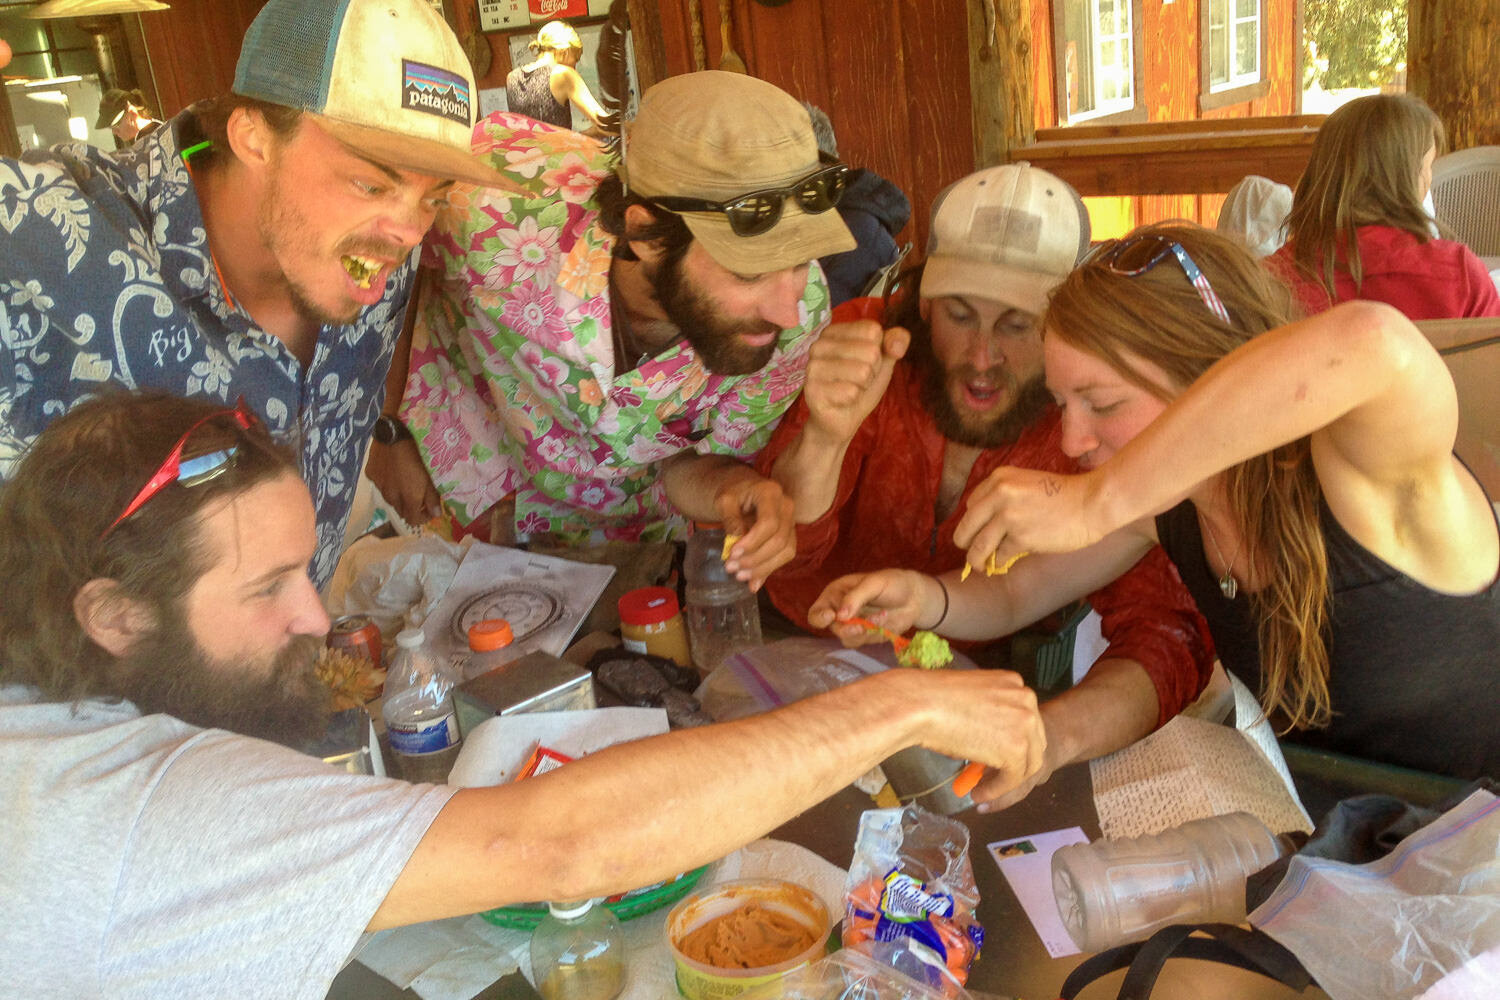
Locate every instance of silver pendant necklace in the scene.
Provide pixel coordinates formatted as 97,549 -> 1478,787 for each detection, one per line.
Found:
1201,516 -> 1242,600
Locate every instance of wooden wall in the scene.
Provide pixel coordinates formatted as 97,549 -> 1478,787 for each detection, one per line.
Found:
135,0 -> 265,117
645,0 -> 981,253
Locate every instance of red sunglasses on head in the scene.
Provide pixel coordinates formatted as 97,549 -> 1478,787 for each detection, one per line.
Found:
100,399 -> 260,539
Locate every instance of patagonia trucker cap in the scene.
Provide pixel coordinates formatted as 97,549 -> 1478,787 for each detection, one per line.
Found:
621,71 -> 854,274
920,163 -> 1090,315
232,0 -> 522,193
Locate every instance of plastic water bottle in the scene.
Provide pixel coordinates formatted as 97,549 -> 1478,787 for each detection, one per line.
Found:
529,898 -> 625,1000
1050,811 -> 1295,952
682,523 -> 762,677
381,628 -> 463,783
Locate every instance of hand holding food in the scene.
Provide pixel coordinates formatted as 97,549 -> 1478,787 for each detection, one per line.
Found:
808,569 -> 928,642
954,465 -> 1104,575
713,475 -> 795,591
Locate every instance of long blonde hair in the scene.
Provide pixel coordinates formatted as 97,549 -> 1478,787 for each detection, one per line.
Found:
1045,222 -> 1335,730
1286,93 -> 1444,299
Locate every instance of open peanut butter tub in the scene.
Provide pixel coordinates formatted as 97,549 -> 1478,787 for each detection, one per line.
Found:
665,878 -> 831,999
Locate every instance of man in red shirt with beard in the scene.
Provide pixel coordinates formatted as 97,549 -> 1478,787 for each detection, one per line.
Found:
759,164 -> 1215,810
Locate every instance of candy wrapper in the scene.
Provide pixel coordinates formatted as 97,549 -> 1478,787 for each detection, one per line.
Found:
843,805 -> 984,994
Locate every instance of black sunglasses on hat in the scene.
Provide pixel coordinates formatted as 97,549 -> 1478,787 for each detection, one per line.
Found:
644,154 -> 851,238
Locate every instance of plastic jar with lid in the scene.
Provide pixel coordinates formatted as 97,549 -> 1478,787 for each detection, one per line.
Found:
465,617 -> 518,680
617,586 -> 692,667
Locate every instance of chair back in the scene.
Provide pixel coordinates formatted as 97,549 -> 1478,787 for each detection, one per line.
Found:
1418,317 -> 1500,500
1430,146 -> 1500,256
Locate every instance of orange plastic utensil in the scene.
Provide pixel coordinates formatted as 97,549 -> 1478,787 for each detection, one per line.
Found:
841,615 -> 910,654
951,760 -> 985,798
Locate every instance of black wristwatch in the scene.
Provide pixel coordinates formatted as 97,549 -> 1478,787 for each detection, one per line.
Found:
372,414 -> 412,445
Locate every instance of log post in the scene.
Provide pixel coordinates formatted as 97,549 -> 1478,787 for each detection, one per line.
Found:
1408,0 -> 1500,150
970,0 -> 1034,168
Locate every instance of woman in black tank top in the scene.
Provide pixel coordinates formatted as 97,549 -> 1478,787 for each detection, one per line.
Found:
505,20 -> 609,134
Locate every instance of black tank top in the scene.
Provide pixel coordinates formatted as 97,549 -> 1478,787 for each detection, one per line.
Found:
1155,496 -> 1500,779
505,65 -> 571,129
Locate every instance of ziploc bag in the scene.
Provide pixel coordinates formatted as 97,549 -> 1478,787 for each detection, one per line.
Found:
1250,789 -> 1500,1000
735,948 -> 978,1000
843,805 -> 984,994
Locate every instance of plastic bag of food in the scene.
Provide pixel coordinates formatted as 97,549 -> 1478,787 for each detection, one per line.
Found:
842,805 -> 984,993
735,947 -> 979,1000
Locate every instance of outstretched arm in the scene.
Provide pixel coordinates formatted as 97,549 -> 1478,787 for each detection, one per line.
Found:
809,529 -> 1154,642
955,301 -> 1467,572
370,666 -> 1045,928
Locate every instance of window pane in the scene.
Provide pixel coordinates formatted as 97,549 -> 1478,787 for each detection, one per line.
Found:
1234,24 -> 1257,77
1100,39 -> 1118,68
1236,0 -> 1258,20
1209,25 -> 1227,84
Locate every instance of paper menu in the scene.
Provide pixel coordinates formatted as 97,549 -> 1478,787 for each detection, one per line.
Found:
1089,713 -> 1315,840
419,541 -> 614,671
988,827 -> 1090,958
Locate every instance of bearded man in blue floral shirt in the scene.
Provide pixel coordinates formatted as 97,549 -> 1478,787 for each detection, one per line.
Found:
0,0 -> 521,586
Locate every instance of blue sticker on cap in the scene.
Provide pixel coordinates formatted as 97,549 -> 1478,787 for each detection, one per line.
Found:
401,59 -> 471,126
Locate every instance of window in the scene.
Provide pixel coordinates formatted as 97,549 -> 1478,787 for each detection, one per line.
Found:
1200,0 -> 1269,110
1054,0 -> 1146,125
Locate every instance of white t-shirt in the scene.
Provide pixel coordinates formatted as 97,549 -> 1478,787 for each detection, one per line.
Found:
0,684 -> 458,998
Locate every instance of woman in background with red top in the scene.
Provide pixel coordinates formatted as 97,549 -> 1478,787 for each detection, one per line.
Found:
1273,93 -> 1500,320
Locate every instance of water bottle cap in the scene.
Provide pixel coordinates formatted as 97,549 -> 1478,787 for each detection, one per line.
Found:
467,618 -> 514,651
617,586 -> 681,625
395,628 -> 425,649
547,898 -> 598,919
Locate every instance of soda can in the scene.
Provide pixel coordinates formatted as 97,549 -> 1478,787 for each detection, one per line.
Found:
327,614 -> 383,667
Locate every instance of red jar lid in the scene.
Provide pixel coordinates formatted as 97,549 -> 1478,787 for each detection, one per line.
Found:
618,586 -> 681,626
467,618 -> 514,652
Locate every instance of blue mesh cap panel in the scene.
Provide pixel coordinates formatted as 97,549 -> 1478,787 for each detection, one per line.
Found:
231,0 -> 353,113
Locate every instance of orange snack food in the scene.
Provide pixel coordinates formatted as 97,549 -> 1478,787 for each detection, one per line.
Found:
843,875 -> 977,985
675,901 -> 818,969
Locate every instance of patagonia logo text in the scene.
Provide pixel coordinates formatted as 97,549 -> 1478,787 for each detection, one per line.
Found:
401,60 -> 471,126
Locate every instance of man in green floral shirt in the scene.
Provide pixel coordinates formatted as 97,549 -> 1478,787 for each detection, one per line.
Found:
373,72 -> 854,588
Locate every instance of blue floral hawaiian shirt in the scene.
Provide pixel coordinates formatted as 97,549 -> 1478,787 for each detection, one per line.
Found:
0,110 -> 417,587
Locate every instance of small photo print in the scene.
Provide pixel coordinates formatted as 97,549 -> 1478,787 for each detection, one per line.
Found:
994,839 -> 1037,859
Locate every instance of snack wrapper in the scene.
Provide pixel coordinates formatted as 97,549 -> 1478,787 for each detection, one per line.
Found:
842,805 -> 984,994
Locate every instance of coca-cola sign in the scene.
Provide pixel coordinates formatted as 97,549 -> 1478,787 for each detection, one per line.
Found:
529,0 -> 588,18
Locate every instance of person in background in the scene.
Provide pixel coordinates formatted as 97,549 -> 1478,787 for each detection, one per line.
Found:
822,222 -> 1500,781
0,0 -> 524,589
803,102 -> 911,306
1215,174 -> 1292,258
1273,93 -> 1500,319
371,72 -> 857,591
761,165 -> 1214,810
0,390 -> 1047,994
505,20 -> 609,133
95,87 -> 163,147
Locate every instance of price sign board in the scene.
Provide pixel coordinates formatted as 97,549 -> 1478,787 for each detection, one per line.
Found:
477,0 -> 529,31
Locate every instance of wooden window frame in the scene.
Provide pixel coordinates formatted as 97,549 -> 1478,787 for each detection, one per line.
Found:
1051,0 -> 1147,127
1199,0 -> 1270,112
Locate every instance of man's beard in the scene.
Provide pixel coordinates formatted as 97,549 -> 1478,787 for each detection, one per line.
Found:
112,607 -> 329,747
649,249 -> 781,376
911,332 -> 1052,449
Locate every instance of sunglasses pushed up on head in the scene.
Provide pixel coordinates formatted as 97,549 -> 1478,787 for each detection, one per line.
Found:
1084,234 -> 1232,325
100,399 -> 261,539
644,152 -> 851,238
